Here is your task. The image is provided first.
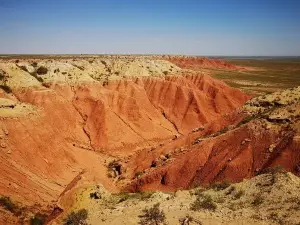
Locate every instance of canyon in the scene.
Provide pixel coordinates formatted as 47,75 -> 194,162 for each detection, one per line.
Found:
0,56 -> 299,225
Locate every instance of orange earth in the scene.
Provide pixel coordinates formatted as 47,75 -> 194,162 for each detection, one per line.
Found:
0,55 -> 299,224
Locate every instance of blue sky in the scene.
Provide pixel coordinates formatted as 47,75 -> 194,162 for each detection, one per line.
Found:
0,0 -> 299,55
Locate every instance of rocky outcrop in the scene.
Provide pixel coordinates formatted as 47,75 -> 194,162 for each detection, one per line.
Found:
161,55 -> 243,70
0,57 -> 249,215
125,87 -> 300,192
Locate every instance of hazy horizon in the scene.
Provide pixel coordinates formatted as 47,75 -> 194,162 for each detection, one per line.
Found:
0,54 -> 300,58
0,0 -> 299,56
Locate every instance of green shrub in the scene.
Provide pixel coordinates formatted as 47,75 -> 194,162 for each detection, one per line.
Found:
89,192 -> 101,200
0,85 -> 12,93
192,187 -> 206,196
36,66 -> 48,75
210,181 -> 230,191
64,209 -> 88,225
31,62 -> 38,67
115,192 -> 132,203
73,65 -> 84,71
18,65 -> 28,72
139,203 -> 166,225
30,213 -> 47,225
35,76 -> 44,83
29,72 -> 44,83
191,194 -> 217,211
0,72 -> 6,80
138,192 -> 154,201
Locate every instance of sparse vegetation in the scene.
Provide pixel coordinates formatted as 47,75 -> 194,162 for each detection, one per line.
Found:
252,194 -> 264,206
288,197 -> 300,210
236,115 -> 255,127
190,194 -> 217,211
64,209 -> 88,225
115,192 -> 134,203
210,58 -> 300,95
268,212 -> 284,225
210,180 -> 230,191
225,186 -> 235,195
259,165 -> 287,175
135,171 -> 145,178
0,196 -> 21,216
179,215 -> 202,225
191,187 -> 206,196
36,66 -> 48,75
113,191 -> 153,203
90,192 -> 101,199
0,71 -> 5,80
139,203 -> 167,225
0,84 -> 12,93
163,71 -> 168,75
138,192 -> 154,201
73,65 -> 85,71
233,190 -> 244,199
30,213 -> 48,225
17,65 -> 29,72
103,77 -> 109,86
258,165 -> 288,185
211,127 -> 229,137
29,71 -> 44,83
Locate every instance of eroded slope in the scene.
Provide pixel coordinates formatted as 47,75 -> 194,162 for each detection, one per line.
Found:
124,87 -> 300,192
0,56 -> 250,224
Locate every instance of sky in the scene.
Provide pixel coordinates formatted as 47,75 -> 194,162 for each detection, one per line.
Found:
0,0 -> 299,56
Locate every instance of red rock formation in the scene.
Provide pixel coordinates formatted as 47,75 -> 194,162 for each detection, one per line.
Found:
161,56 -> 242,70
126,116 -> 300,192
0,73 -> 249,215
141,74 -> 249,133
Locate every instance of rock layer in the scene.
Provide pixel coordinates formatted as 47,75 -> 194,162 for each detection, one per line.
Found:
0,57 -> 249,215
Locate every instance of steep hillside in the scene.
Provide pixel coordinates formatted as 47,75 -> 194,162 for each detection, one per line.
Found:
0,56 -> 250,224
1,56 -> 299,225
125,87 -> 300,192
